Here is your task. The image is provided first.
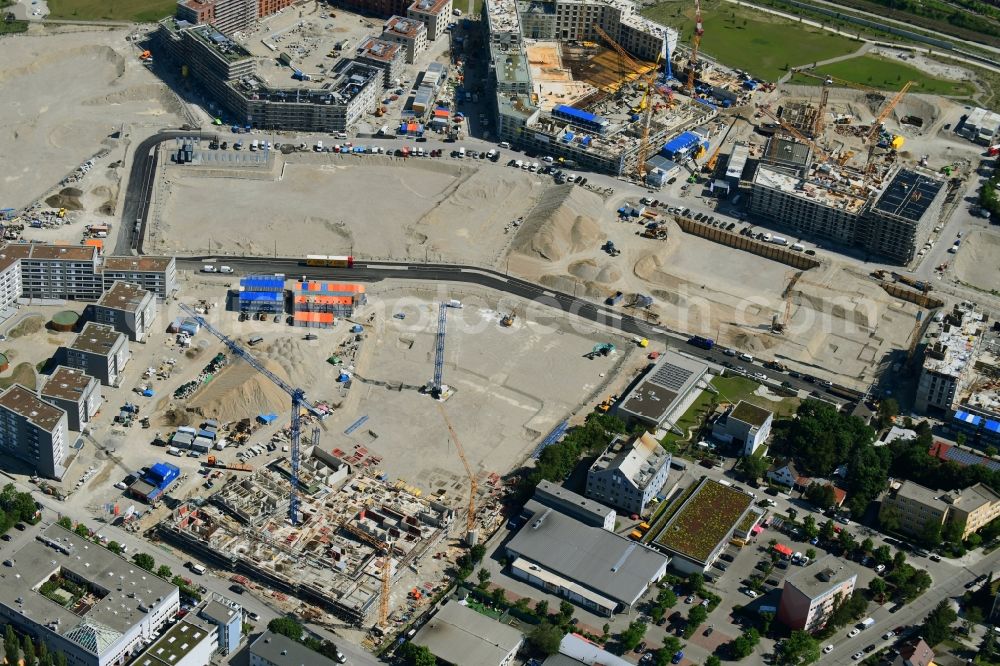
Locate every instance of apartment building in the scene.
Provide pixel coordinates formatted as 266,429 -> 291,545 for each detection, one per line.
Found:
0,384 -> 67,479
40,366 -> 102,432
101,256 -> 178,301
93,281 -> 157,342
382,16 -> 427,63
336,0 -> 410,18
19,244 -> 103,301
914,305 -> 987,413
356,36 -> 404,87
406,0 -> 452,40
64,322 -> 130,387
880,479 -> 1000,540
586,432 -> 671,515
777,556 -> 858,631
0,249 -> 23,312
197,595 -> 243,655
176,0 -> 257,35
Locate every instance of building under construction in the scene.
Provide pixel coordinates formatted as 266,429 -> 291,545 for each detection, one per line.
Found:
746,136 -> 946,264
158,446 -> 453,625
485,0 -> 718,176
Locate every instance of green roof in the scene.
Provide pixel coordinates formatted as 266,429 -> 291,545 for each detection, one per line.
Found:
654,478 -> 753,562
731,401 -> 772,427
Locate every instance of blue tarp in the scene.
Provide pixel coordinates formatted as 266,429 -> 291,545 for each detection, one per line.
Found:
582,136 -> 592,146
563,132 -> 575,142
258,413 -> 278,424
553,104 -> 600,124
240,292 -> 282,302
142,389 -> 154,397
663,132 -> 700,155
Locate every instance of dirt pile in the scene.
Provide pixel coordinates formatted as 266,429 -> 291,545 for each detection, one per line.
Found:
955,229 -> 1000,292
45,187 -> 83,210
185,360 -> 291,422
511,185 -> 605,262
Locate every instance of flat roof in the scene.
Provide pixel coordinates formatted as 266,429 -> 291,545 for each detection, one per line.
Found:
0,384 -> 65,432
548,633 -> 633,666
0,524 -> 176,654
24,245 -> 97,262
0,244 -> 33,272
250,631 -> 340,666
872,169 -> 943,223
888,479 -> 942,507
783,555 -> 857,600
654,477 -> 753,563
763,136 -> 810,170
385,15 -> 424,37
506,500 -> 668,606
413,602 -> 523,666
41,366 -> 95,403
590,432 -> 670,492
199,599 -> 239,626
408,0 -> 450,14
358,36 -> 402,63
134,618 -> 214,666
726,142 -> 750,179
97,281 -> 151,313
533,480 -> 614,527
730,401 -> 772,427
102,256 -> 174,272
189,23 -> 253,62
69,322 -> 124,356
617,351 -> 707,424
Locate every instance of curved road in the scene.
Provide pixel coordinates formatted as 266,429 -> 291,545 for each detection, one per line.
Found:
122,132 -> 864,402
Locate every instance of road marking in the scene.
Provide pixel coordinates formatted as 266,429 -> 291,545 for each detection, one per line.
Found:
542,290 -> 555,296
372,265 -> 407,270
652,327 -> 665,334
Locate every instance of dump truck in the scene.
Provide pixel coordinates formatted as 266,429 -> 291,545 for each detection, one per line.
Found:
205,456 -> 252,472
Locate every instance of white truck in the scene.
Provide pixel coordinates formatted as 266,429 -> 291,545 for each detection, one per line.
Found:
858,617 -> 875,630
201,265 -> 217,273
445,299 -> 463,308
458,147 -> 466,157
219,266 -> 234,274
315,140 -> 324,152
770,236 -> 788,246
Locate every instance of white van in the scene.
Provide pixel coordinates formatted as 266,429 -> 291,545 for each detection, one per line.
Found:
499,141 -> 511,149
167,446 -> 182,457
738,352 -> 754,362
250,139 -> 258,151
458,147 -> 466,157
219,266 -> 234,274
190,563 -> 206,575
201,265 -> 217,273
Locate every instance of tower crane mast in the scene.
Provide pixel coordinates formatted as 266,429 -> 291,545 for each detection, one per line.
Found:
180,303 -> 322,526
686,0 -> 704,95
438,403 -> 478,546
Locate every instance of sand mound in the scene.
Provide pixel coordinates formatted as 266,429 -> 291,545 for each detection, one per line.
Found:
955,229 -> 1000,292
8,315 -> 44,338
567,259 -> 622,283
45,187 -> 83,210
512,185 -> 605,261
186,359 -> 291,422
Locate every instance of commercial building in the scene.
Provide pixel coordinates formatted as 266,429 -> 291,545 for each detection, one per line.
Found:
959,106 -> 1000,145
356,36 -> 405,87
407,0 -> 452,40
412,602 -> 524,666
712,401 -> 773,456
650,477 -> 757,573
533,480 -> 615,530
40,366 -> 102,432
99,256 -> 177,301
585,432 -> 671,515
250,631 -> 341,666
614,350 -> 708,430
64,322 -> 129,387
157,20 -> 383,133
748,138 -> 946,264
776,556 -> 858,631
0,384 -> 68,479
544,633 -> 633,666
381,16 -> 427,63
133,617 -> 218,666
0,524 -> 179,666
506,493 -> 668,615
197,594 -> 242,655
93,281 -> 157,342
880,479 -> 1000,541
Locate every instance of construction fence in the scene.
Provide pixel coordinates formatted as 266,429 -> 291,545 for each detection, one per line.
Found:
673,217 -> 822,271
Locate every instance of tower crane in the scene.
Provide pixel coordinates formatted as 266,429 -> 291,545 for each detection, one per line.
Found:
792,69 -> 887,137
180,303 -> 322,526
426,302 -> 449,398
438,403 -> 478,546
864,80 -> 914,180
756,105 -> 833,163
686,0 -> 704,95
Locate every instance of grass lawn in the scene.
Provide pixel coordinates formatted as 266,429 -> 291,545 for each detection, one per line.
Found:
790,54 -> 977,97
0,363 -> 36,391
660,389 -> 716,449
642,0 -> 859,81
46,0 -> 175,22
710,375 -> 799,419
0,20 -> 28,33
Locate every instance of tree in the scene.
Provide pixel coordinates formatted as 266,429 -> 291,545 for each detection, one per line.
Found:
558,600 -> 574,622
400,643 -> 436,666
74,523 -> 90,538
893,550 -> 907,569
688,605 -> 708,628
920,521 -> 942,549
476,568 -> 491,588
868,577 -> 887,602
775,400 -> 875,476
156,565 -> 172,579
965,605 -> 984,635
469,543 -> 486,565
778,630 -> 821,665
54,652 -> 67,666
740,455 -> 769,482
106,541 -> 123,555
731,628 -> 760,659
803,515 -> 818,538
661,636 -> 682,655
618,620 -> 647,651
805,548 -> 816,560
806,483 -> 837,510
922,599 -> 958,647
820,519 -> 835,541
706,657 -> 722,666
861,537 -> 874,555
528,623 -> 564,656
534,600 -> 549,618
876,398 -> 899,430
56,516 -> 72,530
4,625 -> 19,666
267,617 -> 304,642
838,530 -> 856,553
22,634 -> 35,666
873,545 -> 892,566
788,508 -> 798,522
131,553 -> 155,571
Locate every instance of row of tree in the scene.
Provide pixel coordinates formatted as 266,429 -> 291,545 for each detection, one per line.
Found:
2,624 -> 67,666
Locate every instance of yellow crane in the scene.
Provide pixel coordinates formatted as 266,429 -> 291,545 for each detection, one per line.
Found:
687,0 -> 704,95
792,69 -> 890,137
864,80 -> 915,180
438,403 -> 478,546
592,24 -> 662,180
756,105 -> 832,163
339,518 -> 394,628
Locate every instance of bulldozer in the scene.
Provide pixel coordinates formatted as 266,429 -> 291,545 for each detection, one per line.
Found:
596,394 -> 617,413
